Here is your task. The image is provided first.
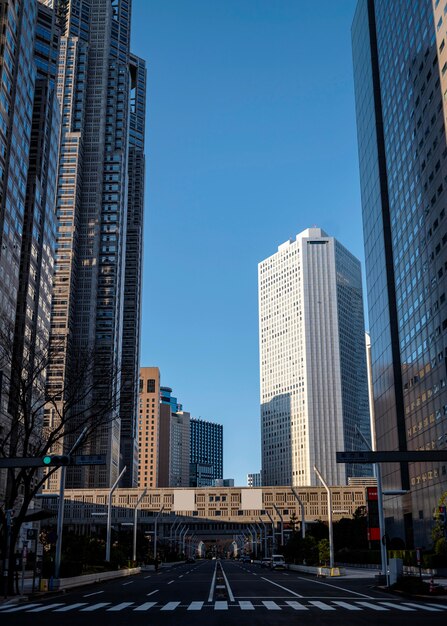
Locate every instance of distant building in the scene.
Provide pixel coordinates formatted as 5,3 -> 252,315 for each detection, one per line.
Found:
213,478 -> 234,487
137,368 -> 160,488
158,387 -> 190,487
259,227 -> 371,487
190,418 -> 223,486
247,473 -> 262,488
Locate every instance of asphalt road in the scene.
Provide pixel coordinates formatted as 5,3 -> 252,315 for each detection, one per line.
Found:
1,560 -> 446,625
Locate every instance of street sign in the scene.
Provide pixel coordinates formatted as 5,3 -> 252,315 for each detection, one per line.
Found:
27,529 -> 38,540
336,450 -> 447,463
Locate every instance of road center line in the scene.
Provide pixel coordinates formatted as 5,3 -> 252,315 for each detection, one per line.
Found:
260,576 -> 303,597
84,591 -> 104,597
293,575 -> 373,599
167,580 -> 174,585
147,589 -> 159,596
208,561 -> 218,602
220,562 -> 235,602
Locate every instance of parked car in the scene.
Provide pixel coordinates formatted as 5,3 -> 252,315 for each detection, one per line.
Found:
261,558 -> 271,568
270,554 -> 286,570
241,555 -> 251,563
185,557 -> 196,563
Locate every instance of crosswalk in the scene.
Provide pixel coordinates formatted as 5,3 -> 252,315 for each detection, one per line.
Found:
1,600 -> 446,613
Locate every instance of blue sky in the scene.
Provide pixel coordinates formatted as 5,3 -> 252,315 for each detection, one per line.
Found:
131,0 -> 362,485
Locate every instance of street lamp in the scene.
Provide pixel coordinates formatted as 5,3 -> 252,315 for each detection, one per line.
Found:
153,506 -> 165,562
132,489 -> 147,562
314,465 -> 334,569
106,466 -> 127,562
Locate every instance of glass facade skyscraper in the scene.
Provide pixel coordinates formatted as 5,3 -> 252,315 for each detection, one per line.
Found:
190,418 -> 223,487
44,0 -> 145,489
353,0 -> 447,546
0,0 -> 60,503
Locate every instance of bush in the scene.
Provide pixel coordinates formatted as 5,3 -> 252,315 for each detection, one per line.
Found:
391,575 -> 430,595
335,548 -> 381,565
60,561 -> 83,577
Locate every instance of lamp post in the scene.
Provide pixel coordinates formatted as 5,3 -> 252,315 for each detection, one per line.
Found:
272,504 -> 284,548
265,510 -> 277,552
314,465 -> 334,568
132,489 -> 147,562
54,427 -> 87,579
106,466 -> 127,562
291,487 -> 306,538
259,518 -> 268,556
354,425 -> 388,586
153,506 -> 165,562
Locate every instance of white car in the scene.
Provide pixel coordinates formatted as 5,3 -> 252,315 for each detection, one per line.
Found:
270,554 -> 286,570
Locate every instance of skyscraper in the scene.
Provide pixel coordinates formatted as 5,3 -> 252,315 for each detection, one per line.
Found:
0,0 -> 60,501
120,54 -> 146,487
158,386 -> 191,487
137,367 -> 160,489
190,418 -> 223,487
259,227 -> 371,487
44,0 -> 145,489
352,0 -> 447,546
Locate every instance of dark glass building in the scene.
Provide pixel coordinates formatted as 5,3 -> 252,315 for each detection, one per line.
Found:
120,53 -> 147,487
353,0 -> 447,547
0,0 -> 60,502
190,418 -> 223,487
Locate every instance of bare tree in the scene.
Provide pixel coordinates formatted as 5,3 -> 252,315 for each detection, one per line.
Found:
0,323 -> 123,594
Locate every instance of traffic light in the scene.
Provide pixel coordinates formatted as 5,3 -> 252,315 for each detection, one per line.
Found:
42,454 -> 70,467
439,506 -> 447,527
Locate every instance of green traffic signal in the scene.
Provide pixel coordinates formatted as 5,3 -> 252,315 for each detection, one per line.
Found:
42,454 -> 70,466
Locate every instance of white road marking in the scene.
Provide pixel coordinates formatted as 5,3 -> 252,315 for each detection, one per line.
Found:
147,589 -> 159,596
426,603 -> 447,610
167,580 -> 174,584
220,562 -> 235,602
356,601 -> 389,611
332,601 -> 362,611
309,601 -> 336,611
27,604 -> 65,612
214,601 -> 228,610
122,581 -> 133,586
239,601 -> 255,610
80,603 -> 111,611
262,600 -> 281,610
260,576 -> 303,597
144,575 -> 151,579
379,602 -> 415,611
286,601 -> 309,610
179,574 -> 184,578
403,603 -> 442,611
161,601 -> 180,611
208,560 -> 218,602
0,604 -> 42,613
187,601 -> 204,611
294,575 -> 373,598
133,602 -> 156,611
107,602 -> 134,611
54,603 -> 88,612
84,591 -> 104,597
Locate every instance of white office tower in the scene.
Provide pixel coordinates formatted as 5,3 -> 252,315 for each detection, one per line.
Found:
259,228 -> 371,487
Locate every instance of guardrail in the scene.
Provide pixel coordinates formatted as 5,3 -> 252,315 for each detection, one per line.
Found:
41,567 -> 141,591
